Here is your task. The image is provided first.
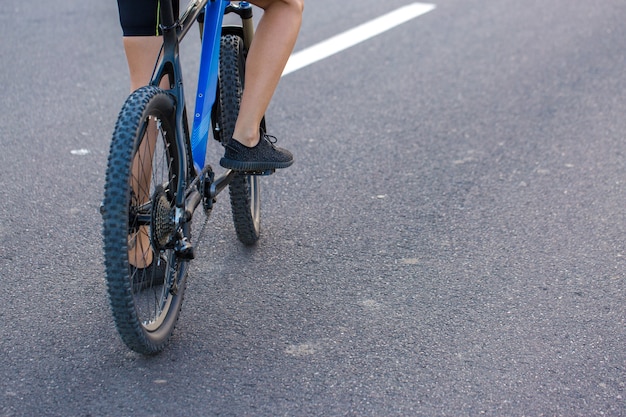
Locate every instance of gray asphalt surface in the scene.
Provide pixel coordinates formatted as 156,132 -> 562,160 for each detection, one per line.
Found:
1,0 -> 624,416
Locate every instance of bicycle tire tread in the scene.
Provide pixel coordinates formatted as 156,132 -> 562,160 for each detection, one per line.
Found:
218,33 -> 261,245
103,86 -> 184,355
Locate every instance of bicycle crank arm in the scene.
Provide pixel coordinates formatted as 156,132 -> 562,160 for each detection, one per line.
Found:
208,169 -> 236,199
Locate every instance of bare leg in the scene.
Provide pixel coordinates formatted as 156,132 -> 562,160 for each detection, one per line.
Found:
232,0 -> 304,147
123,36 -> 164,268
128,117 -> 160,268
123,36 -> 164,91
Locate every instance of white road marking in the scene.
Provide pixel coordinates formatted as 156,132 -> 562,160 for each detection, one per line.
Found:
282,2 -> 436,76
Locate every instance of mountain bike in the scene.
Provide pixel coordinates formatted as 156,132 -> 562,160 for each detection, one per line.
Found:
101,0 -> 270,354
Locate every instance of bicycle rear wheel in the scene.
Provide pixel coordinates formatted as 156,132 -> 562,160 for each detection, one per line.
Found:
103,86 -> 187,354
217,32 -> 261,245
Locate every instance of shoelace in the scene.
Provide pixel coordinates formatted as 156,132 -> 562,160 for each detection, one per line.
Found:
226,133 -> 279,153
263,134 -> 278,146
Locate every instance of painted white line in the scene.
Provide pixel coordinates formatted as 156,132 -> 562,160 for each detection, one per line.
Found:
282,2 -> 436,76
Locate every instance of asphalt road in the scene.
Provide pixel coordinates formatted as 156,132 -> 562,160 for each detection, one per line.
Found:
1,0 -> 624,416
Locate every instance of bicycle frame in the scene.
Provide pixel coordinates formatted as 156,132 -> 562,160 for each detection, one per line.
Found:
150,0 -> 255,217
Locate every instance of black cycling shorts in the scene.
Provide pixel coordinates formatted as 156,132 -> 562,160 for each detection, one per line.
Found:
117,0 -> 180,36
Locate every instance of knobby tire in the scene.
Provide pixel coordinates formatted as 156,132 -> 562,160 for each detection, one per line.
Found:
103,86 -> 187,355
218,33 -> 261,245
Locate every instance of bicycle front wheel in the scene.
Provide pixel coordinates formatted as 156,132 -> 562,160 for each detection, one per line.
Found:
102,86 -> 187,354
218,33 -> 261,245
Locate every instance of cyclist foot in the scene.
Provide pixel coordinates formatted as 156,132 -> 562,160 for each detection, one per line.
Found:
220,132 -> 293,171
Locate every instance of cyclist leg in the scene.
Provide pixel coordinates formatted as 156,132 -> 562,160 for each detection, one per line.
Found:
117,0 -> 177,267
220,0 -> 303,170
117,0 -> 170,90
231,0 -> 304,147
122,37 -> 163,92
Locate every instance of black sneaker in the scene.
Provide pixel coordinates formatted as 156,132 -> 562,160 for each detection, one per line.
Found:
130,255 -> 167,291
220,133 -> 294,171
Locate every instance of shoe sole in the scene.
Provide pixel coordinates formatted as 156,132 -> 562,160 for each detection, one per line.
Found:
219,157 -> 293,171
